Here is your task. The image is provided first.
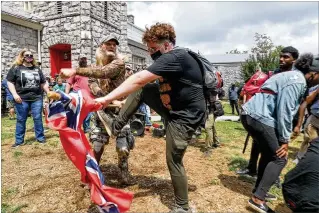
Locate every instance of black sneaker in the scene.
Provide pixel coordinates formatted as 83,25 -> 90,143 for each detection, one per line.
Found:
265,193 -> 277,201
248,199 -> 275,213
37,140 -> 46,144
11,144 -> 21,148
236,168 -> 257,176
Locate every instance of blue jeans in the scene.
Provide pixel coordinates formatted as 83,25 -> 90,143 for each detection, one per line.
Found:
15,99 -> 45,145
139,103 -> 152,126
83,112 -> 92,132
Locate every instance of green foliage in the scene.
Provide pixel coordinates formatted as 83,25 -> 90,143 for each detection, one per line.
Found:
13,151 -> 23,159
1,203 -> 28,213
226,48 -> 248,54
240,33 -> 284,80
228,155 -> 248,171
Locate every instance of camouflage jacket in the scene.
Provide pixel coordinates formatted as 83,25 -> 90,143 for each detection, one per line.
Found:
75,57 -> 125,98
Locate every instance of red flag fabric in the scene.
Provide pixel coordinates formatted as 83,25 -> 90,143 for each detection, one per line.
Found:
45,90 -> 134,213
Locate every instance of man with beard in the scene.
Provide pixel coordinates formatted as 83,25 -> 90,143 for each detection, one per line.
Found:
241,52 -> 319,212
237,46 -> 299,184
93,22 -> 206,213
60,35 -> 133,185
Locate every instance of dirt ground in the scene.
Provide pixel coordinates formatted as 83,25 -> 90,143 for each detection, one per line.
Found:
1,117 -> 296,213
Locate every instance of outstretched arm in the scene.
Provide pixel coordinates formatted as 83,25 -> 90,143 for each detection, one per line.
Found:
95,70 -> 160,107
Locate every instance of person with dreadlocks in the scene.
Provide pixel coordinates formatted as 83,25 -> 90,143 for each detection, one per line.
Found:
60,34 -> 134,185
292,53 -> 319,163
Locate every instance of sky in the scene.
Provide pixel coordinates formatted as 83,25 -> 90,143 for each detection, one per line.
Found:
127,1 -> 319,57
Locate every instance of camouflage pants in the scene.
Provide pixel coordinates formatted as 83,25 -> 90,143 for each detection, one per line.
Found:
89,110 -> 135,184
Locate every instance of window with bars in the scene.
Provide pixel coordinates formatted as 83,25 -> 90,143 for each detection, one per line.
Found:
132,56 -> 145,71
104,2 -> 108,20
57,1 -> 62,14
23,2 -> 33,11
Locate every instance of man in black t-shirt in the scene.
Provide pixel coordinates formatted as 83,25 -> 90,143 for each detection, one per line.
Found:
94,23 -> 205,213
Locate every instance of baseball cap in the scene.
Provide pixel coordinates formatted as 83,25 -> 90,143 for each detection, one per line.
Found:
310,55 -> 319,72
99,34 -> 119,45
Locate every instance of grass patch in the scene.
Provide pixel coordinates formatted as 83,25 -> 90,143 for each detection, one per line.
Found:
210,178 -> 221,185
228,155 -> 248,172
1,203 -> 28,213
3,187 -> 19,199
13,151 -> 23,159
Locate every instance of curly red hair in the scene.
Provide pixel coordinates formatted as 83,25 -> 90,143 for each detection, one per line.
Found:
142,22 -> 176,45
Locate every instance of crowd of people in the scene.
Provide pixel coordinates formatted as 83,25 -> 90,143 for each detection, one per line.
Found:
1,22 -> 318,213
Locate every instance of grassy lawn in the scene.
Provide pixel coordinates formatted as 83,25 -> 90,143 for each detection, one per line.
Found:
1,111 -> 304,212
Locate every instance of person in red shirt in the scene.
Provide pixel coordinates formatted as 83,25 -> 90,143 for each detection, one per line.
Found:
65,56 -> 93,133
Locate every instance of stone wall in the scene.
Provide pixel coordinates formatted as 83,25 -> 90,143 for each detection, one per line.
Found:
30,1 -> 130,76
216,64 -> 244,99
1,21 -> 38,76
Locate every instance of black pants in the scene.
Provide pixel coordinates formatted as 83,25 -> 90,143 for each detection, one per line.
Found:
230,100 -> 240,115
114,83 -> 195,210
247,139 -> 260,174
241,114 -> 287,200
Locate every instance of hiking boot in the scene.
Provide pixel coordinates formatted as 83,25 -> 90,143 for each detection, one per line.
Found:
96,110 -> 116,137
169,205 -> 194,213
118,154 -> 130,185
248,199 -> 275,213
265,193 -> 277,201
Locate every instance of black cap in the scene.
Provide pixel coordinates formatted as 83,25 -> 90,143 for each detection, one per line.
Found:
310,56 -> 319,72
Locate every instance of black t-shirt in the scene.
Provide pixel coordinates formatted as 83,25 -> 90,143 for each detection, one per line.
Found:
147,48 -> 206,129
6,65 -> 45,101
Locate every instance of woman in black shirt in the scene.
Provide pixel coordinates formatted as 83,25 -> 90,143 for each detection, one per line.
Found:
6,49 -> 49,147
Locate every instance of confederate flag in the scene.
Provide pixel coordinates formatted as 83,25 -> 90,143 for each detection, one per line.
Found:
45,90 -> 133,213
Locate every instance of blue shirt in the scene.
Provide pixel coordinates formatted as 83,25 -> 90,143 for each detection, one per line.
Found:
1,79 -> 13,101
229,86 -> 239,100
243,70 -> 307,143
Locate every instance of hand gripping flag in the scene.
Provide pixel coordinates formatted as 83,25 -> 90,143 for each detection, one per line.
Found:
45,90 -> 133,213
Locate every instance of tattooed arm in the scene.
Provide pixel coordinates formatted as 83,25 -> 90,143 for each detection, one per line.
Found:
76,58 -> 125,79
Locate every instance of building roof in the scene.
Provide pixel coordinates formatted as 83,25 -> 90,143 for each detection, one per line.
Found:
1,2 -> 41,23
205,53 -> 249,64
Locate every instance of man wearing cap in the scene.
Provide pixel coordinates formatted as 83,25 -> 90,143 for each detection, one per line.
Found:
60,34 -> 133,185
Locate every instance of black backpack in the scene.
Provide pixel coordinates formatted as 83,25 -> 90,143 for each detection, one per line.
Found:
175,47 -> 220,98
212,100 -> 224,117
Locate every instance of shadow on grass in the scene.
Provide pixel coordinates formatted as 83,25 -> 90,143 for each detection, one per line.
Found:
218,174 -> 254,197
228,155 -> 248,172
99,164 -> 197,211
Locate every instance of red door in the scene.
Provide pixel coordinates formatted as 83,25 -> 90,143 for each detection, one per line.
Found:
49,44 -> 71,77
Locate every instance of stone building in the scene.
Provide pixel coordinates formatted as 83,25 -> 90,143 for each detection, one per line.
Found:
126,14 -> 152,70
1,1 -> 150,78
206,54 -> 249,98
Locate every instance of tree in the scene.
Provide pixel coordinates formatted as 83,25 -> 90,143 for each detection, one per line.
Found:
241,33 -> 284,80
226,48 -> 248,54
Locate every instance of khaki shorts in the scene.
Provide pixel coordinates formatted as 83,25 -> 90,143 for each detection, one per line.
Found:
7,100 -> 15,109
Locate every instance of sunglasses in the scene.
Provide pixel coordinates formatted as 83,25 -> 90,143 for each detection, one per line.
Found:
24,54 -> 33,58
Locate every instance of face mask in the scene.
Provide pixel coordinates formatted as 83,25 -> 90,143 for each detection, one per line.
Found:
24,56 -> 34,63
151,50 -> 162,61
